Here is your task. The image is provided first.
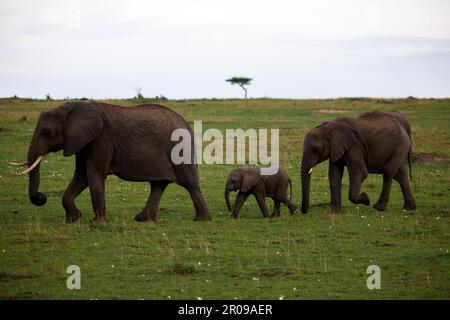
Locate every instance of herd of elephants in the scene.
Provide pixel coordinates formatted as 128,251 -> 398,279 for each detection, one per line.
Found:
10,101 -> 416,223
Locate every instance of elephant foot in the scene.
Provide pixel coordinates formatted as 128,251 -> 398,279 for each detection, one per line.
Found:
134,211 -> 156,222
331,206 -> 341,214
359,193 -> 370,206
229,213 -> 238,219
66,210 -> 82,223
373,202 -> 387,212
403,203 -> 417,211
89,216 -> 108,224
193,214 -> 211,221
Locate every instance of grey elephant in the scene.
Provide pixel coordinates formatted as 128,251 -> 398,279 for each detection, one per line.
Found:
300,110 -> 416,213
12,101 -> 211,223
225,167 -> 297,218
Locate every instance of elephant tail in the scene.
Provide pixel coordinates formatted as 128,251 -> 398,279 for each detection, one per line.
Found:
408,149 -> 413,181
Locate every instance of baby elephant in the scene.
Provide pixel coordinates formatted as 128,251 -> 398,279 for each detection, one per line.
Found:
225,167 -> 297,218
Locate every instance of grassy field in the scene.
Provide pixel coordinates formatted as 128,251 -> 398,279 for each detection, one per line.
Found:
0,97 -> 449,299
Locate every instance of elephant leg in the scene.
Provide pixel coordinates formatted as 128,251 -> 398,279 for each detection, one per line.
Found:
271,199 -> 281,218
186,186 -> 211,221
373,157 -> 404,211
135,181 -> 169,222
373,173 -> 394,211
255,194 -> 269,218
394,166 -> 416,211
62,154 -> 87,223
230,192 -> 249,219
348,165 -> 370,206
280,197 -> 297,215
329,161 -> 344,213
87,170 -> 107,223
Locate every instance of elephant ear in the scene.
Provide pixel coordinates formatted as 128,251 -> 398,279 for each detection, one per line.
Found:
63,103 -> 104,156
241,172 -> 259,192
329,122 -> 357,162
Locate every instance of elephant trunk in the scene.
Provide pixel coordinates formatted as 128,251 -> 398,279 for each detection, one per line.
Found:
225,186 -> 232,212
27,148 -> 47,207
301,159 -> 312,214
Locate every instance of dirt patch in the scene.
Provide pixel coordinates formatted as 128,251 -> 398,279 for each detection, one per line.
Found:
412,152 -> 450,165
318,109 -> 348,114
1,291 -> 44,299
0,127 -> 14,132
0,272 -> 41,282
431,209 -> 450,217
8,238 -> 69,244
170,262 -> 197,275
309,202 -> 331,209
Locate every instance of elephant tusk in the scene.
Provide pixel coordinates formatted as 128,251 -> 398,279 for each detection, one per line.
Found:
308,168 -> 313,174
16,156 -> 42,176
8,161 -> 28,166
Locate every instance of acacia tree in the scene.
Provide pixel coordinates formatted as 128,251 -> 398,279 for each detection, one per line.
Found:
226,77 -> 252,99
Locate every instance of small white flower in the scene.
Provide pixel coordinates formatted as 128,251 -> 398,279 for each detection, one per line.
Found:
167,296 -> 172,299
111,265 -> 115,268
436,217 -> 440,220
252,277 -> 260,281
279,295 -> 285,300
367,224 -> 371,227
197,262 -> 202,266
293,287 -> 297,291
1,250 -> 5,253
276,251 -> 280,255
197,297 -> 203,300
162,233 -> 166,237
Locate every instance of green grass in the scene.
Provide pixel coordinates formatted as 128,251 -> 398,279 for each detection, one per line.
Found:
0,97 -> 449,299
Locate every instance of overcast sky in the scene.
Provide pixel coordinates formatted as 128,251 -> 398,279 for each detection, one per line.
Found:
1,0 -> 449,99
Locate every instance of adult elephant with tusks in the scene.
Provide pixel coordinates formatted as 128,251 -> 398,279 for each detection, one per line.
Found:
10,101 -> 211,223
300,110 -> 416,214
